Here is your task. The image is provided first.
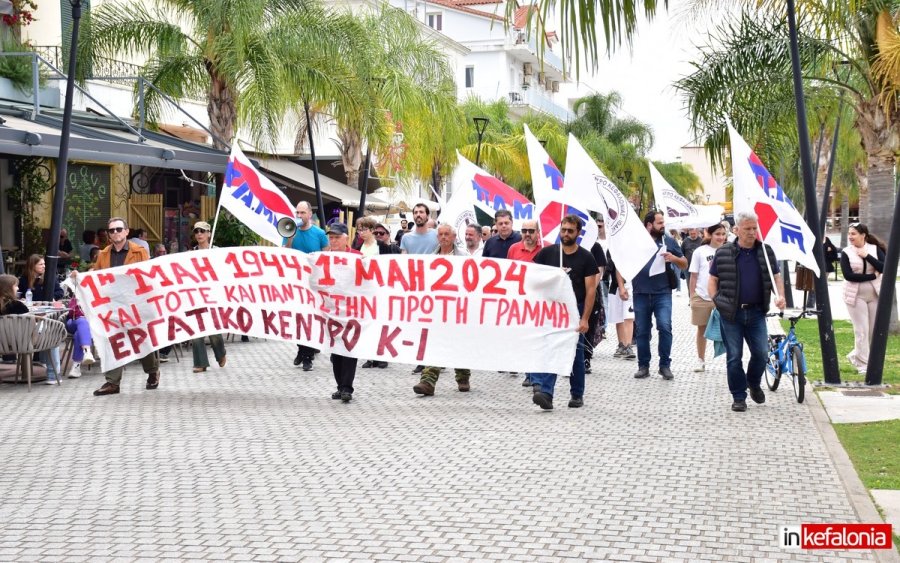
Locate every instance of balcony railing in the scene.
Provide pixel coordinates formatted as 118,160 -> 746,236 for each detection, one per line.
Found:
510,32 -> 565,75
508,89 -> 571,122
34,45 -> 143,86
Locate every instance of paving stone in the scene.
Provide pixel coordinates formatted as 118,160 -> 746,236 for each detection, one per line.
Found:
0,298 -> 879,560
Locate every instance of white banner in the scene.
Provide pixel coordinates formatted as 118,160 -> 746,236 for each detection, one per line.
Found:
555,133 -> 659,281
75,248 -> 579,374
220,145 -> 295,246
648,163 -> 724,230
728,123 -> 820,275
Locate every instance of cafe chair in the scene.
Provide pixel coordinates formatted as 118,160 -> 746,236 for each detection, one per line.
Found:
0,315 -> 68,392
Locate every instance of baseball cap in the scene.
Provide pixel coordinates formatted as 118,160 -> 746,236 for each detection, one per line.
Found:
194,221 -> 212,231
327,222 -> 348,235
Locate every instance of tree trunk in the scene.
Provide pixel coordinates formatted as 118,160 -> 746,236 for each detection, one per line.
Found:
840,193 -> 849,248
865,152 -> 895,239
338,128 -> 363,187
207,70 -> 236,152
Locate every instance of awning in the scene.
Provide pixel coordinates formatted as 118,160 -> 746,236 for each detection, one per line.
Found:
0,109 -> 229,173
253,155 -> 388,209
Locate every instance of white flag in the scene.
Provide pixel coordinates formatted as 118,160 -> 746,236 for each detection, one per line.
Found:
523,125 -> 598,250
555,133 -> 658,281
220,145 -> 296,246
440,162 -> 478,249
648,163 -> 724,230
727,123 -> 820,275
450,151 -> 535,229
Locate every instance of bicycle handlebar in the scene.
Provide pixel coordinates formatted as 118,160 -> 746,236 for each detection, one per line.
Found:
766,309 -> 820,321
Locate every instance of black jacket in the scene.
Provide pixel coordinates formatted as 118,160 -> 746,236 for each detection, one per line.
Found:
712,241 -> 777,322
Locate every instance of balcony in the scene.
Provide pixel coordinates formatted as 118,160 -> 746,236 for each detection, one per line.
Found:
508,88 -> 572,122
34,45 -> 143,86
509,32 -> 565,78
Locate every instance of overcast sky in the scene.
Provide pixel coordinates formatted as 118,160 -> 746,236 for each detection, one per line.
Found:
577,3 -> 710,163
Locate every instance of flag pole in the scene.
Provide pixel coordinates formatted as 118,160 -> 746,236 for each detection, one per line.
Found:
209,197 -> 224,247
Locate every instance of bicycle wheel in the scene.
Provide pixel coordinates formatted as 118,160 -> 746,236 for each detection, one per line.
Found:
791,346 -> 806,403
765,346 -> 781,391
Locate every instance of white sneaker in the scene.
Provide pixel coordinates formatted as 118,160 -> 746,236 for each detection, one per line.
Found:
68,363 -> 82,378
693,361 -> 705,373
81,348 -> 95,366
44,378 -> 59,385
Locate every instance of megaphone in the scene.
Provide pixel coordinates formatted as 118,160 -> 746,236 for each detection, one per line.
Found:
277,217 -> 300,238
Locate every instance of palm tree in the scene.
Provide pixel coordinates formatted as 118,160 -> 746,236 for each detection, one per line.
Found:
327,6 -> 460,189
80,0 -> 364,151
674,4 -> 899,238
569,92 -> 654,155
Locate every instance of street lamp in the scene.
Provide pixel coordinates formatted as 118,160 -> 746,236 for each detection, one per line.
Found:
45,0 -> 83,300
473,117 -> 489,167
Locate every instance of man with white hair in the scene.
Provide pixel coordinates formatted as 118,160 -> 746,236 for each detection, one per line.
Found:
708,210 -> 785,412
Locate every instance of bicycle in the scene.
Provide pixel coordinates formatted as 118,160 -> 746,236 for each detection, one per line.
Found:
765,310 -> 816,403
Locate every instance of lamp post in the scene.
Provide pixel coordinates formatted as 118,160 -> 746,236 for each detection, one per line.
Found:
45,0 -> 82,301
637,175 -> 647,216
304,102 -> 327,227
473,117 -> 489,167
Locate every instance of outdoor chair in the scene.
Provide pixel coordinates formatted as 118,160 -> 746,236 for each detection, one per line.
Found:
0,314 -> 68,391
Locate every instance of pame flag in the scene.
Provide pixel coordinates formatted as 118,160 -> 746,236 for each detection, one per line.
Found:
648,163 -> 723,230
727,123 -> 820,275
220,145 -> 295,246
451,152 -> 534,228
524,125 -> 597,250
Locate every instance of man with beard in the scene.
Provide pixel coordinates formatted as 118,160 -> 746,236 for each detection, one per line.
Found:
399,203 -> 438,255
464,224 -> 483,256
528,215 -> 598,410
481,210 -> 521,259
630,211 -> 687,381
400,203 -> 437,374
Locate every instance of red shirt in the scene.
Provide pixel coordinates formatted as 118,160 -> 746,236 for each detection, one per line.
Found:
507,240 -> 545,263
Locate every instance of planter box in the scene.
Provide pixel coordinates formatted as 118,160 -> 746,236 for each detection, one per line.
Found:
0,76 -> 60,107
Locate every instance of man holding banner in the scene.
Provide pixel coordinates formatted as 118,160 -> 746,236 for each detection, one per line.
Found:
92,217 -> 161,396
284,201 -> 328,371
530,214 -> 598,410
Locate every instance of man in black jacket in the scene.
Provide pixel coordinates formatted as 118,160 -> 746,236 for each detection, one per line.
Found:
708,211 -> 785,412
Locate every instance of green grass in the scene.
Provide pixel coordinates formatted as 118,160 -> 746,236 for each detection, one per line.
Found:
832,420 -> 900,490
787,318 -> 900,386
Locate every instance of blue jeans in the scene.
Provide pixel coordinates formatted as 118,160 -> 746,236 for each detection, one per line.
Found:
633,293 -> 673,369
719,307 -> 768,401
529,333 -> 586,399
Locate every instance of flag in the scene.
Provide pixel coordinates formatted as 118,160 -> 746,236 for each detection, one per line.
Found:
219,145 -> 295,246
648,163 -> 724,230
555,133 -> 658,281
523,125 -> 598,250
727,123 -> 820,275
438,166 -> 477,249
450,151 -> 535,229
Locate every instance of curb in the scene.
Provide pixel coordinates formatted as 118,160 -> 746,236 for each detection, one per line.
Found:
807,387 -> 900,562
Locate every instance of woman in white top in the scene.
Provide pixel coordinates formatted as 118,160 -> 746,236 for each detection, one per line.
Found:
688,223 -> 728,372
841,223 -> 886,373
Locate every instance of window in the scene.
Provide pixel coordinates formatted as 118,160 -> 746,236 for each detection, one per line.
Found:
426,13 -> 442,30
465,66 -> 474,88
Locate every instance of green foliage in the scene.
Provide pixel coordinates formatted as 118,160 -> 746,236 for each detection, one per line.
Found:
209,209 -> 260,247
0,39 -> 41,91
9,157 -> 50,258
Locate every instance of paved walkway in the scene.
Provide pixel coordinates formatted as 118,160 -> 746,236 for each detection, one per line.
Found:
0,293 -> 893,562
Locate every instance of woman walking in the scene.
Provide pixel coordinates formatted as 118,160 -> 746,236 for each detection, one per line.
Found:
688,223 -> 727,373
841,223 -> 885,374
191,222 -> 227,373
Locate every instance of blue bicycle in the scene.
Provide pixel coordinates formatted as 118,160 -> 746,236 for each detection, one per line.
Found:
765,310 -> 814,404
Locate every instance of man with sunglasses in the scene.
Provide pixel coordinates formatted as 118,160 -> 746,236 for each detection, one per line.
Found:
371,224 -> 400,254
507,219 -> 545,387
92,217 -> 161,396
529,215 -> 598,410
283,200 -> 329,371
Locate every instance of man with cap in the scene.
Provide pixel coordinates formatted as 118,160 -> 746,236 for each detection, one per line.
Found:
324,222 -> 363,402
191,221 -> 227,373
284,200 -> 328,371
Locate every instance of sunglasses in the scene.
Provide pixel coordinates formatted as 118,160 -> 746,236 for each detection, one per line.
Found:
374,231 -> 388,236
520,228 -> 536,234
193,228 -> 209,234
107,227 -> 126,234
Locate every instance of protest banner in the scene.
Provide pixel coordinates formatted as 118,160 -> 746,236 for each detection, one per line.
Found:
75,247 -> 579,374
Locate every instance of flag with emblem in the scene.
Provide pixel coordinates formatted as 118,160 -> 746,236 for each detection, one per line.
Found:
727,123 -> 820,276
523,125 -> 598,250
648,163 -> 724,230
219,145 -> 295,246
450,151 -> 533,229
554,133 -> 658,281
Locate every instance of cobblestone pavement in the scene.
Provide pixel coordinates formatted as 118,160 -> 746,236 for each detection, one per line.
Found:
0,294 -> 880,562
